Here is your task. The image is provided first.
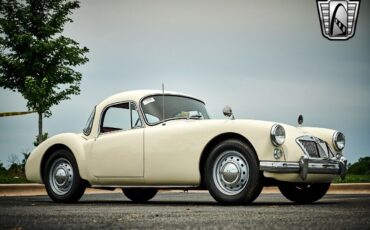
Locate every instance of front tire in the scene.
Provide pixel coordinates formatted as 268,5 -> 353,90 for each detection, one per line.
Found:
123,188 -> 158,202
278,182 -> 330,204
44,149 -> 86,203
204,139 -> 263,205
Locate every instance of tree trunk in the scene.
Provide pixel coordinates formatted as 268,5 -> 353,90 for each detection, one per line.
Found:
38,112 -> 43,144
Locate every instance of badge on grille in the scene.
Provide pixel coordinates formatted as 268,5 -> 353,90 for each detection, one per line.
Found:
317,0 -> 360,40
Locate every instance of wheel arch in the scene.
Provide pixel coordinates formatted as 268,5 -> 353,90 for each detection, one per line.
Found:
40,143 -> 87,184
198,132 -> 258,188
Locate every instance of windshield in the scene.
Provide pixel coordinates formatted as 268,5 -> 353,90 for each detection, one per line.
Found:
83,107 -> 95,135
141,95 -> 210,125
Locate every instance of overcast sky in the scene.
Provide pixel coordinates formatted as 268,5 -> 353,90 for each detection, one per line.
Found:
0,0 -> 369,165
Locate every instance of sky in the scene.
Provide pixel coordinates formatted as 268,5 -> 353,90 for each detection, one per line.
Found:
0,0 -> 369,166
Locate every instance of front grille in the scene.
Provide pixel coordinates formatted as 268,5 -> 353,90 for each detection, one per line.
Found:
298,139 -> 332,158
300,140 -> 319,158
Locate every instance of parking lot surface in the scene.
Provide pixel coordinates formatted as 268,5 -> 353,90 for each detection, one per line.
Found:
0,192 -> 369,229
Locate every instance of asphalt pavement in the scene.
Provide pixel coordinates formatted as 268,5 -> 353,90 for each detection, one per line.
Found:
0,192 -> 369,230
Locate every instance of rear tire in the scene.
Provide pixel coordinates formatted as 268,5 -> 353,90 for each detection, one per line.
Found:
44,149 -> 86,203
278,182 -> 330,204
204,139 -> 263,205
123,188 -> 158,202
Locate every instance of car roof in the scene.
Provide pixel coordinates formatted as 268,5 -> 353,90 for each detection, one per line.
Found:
98,90 -> 204,108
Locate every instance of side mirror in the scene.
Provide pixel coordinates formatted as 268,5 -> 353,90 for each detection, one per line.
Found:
223,106 -> 235,120
298,114 -> 303,126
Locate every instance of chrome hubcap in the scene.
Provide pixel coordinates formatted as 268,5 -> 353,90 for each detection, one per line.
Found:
213,150 -> 249,195
220,162 -> 240,184
55,168 -> 68,185
49,158 -> 74,195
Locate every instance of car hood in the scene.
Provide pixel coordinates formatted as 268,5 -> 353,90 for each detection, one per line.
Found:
158,118 -> 308,136
157,118 -> 334,147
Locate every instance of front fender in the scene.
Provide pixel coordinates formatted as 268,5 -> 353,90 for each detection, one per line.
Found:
25,133 -> 89,183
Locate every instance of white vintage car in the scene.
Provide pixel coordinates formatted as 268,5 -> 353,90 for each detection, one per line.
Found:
26,90 -> 347,204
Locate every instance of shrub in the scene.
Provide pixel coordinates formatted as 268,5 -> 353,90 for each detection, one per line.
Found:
347,157 -> 370,175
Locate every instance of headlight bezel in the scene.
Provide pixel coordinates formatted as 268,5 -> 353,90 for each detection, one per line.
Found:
333,131 -> 345,151
270,124 -> 286,146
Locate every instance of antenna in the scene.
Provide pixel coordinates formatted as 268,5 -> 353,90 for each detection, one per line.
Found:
162,83 -> 165,121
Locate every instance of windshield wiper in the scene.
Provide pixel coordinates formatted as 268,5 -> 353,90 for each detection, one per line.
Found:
159,115 -> 203,123
188,114 -> 203,119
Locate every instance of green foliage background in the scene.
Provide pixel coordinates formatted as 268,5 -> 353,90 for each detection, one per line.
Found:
0,0 -> 89,144
347,157 -> 370,175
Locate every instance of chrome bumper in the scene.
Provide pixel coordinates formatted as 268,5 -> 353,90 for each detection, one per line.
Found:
260,156 -> 347,181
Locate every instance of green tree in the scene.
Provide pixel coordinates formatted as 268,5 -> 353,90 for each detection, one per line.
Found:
0,0 -> 89,144
21,151 -> 30,170
33,132 -> 48,147
0,161 -> 6,173
348,157 -> 370,175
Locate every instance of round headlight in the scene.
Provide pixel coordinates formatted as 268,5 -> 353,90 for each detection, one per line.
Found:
333,131 -> 345,151
271,124 -> 286,146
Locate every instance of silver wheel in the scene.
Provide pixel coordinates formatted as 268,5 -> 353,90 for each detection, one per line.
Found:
213,150 -> 249,195
49,158 -> 74,196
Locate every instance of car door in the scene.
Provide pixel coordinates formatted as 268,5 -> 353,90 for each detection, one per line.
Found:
143,121 -> 205,185
90,101 -> 144,178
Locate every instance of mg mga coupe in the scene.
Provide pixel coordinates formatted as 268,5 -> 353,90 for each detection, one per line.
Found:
26,90 -> 347,204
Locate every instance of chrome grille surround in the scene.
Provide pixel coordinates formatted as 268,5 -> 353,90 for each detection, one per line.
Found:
296,136 -> 333,159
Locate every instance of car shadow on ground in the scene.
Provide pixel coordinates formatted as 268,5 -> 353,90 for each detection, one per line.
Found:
22,198 -> 340,207
1,193 -> 349,207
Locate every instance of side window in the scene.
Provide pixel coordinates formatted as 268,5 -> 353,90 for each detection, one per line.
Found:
101,102 -> 142,133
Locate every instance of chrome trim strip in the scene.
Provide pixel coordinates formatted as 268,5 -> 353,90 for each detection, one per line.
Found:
91,185 -> 198,188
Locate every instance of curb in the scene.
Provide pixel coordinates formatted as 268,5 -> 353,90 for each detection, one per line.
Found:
327,183 -> 370,194
0,183 -> 370,197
